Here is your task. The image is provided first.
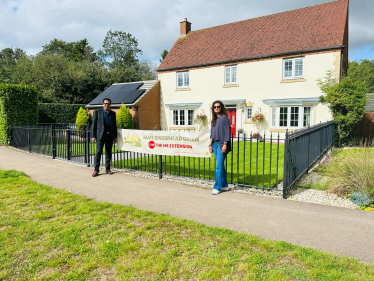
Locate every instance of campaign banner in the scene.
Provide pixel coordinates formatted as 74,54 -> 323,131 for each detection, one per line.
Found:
117,129 -> 211,158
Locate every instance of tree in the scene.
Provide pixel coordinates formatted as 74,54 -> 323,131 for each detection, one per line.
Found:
116,104 -> 133,129
348,60 -> 374,93
139,60 -> 157,80
318,71 -> 367,146
98,30 -> 142,70
75,107 -> 91,132
0,48 -> 26,83
159,50 -> 168,63
39,38 -> 97,62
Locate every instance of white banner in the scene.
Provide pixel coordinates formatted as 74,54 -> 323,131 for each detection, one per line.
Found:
117,129 -> 211,158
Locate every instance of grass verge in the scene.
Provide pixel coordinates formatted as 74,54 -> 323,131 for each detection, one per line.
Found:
1,169 -> 373,280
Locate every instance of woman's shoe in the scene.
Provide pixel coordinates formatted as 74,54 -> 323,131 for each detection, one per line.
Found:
212,189 -> 220,195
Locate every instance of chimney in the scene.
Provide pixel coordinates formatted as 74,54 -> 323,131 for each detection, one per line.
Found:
180,18 -> 191,36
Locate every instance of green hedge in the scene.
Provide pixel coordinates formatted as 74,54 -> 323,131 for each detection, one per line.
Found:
0,84 -> 39,144
38,103 -> 86,124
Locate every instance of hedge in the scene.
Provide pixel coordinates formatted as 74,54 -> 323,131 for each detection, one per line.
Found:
38,103 -> 86,124
0,84 -> 39,144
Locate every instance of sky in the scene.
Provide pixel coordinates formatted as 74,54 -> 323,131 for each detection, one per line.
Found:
1,0 -> 373,65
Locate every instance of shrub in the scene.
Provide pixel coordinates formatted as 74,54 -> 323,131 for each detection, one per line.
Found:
318,72 -> 367,146
116,104 -> 133,129
349,192 -> 371,207
0,83 -> 39,144
38,103 -> 86,124
75,107 -> 91,131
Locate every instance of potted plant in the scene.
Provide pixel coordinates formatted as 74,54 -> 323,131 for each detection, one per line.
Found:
251,132 -> 262,142
252,111 -> 265,123
237,128 -> 245,140
193,113 -> 208,129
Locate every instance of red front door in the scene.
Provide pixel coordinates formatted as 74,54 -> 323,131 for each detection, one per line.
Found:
226,108 -> 236,137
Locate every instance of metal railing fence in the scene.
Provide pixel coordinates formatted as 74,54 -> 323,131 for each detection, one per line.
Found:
282,121 -> 335,198
11,125 -> 285,191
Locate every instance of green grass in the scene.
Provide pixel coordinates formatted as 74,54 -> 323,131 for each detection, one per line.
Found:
1,169 -> 373,280
114,141 -> 285,188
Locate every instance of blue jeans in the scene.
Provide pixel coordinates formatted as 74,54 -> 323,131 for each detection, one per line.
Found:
213,142 -> 228,190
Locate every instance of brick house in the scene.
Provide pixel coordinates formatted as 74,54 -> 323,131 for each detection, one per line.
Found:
86,80 -> 160,130
157,0 -> 349,137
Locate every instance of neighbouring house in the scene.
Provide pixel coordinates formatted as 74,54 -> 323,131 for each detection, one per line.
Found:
86,80 -> 160,130
157,0 -> 349,137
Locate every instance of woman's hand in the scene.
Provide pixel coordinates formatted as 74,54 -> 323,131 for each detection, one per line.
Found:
221,144 -> 227,154
209,146 -> 213,153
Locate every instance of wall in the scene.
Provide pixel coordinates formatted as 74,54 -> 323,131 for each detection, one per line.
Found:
136,81 -> 161,130
158,51 -> 338,137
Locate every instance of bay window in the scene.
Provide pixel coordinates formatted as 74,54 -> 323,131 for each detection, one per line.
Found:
172,109 -> 194,126
271,106 -> 311,128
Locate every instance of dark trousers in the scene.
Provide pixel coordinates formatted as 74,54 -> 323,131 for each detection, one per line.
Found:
94,133 -> 113,171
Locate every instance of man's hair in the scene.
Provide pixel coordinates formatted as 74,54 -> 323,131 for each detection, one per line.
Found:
103,98 -> 112,104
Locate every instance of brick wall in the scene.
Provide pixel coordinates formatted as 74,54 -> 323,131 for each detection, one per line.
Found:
137,81 -> 160,130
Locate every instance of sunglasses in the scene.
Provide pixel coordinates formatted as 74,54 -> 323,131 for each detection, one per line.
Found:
103,103 -> 111,105
213,106 -> 221,109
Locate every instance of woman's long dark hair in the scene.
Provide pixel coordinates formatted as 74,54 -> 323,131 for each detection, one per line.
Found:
211,100 -> 227,127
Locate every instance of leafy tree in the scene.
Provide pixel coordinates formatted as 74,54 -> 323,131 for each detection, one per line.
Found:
75,107 -> 91,132
318,71 -> 367,146
348,60 -> 374,93
0,48 -> 26,83
139,60 -> 157,80
116,104 -> 133,129
39,38 -> 97,62
159,50 -> 168,63
98,30 -> 142,70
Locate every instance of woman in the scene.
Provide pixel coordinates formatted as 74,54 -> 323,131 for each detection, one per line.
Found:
208,100 -> 231,195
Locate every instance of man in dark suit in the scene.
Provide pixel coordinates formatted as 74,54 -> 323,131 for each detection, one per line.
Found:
91,98 -> 117,177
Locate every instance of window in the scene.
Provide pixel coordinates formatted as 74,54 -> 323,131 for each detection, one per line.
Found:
283,57 -> 304,79
225,65 -> 237,84
172,109 -> 194,126
177,71 -> 189,88
246,107 -> 253,121
271,106 -> 312,128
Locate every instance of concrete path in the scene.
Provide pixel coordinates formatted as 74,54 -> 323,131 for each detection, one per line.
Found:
1,146 -> 373,264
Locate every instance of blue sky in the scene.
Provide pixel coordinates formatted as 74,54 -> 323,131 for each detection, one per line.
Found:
1,0 -> 373,64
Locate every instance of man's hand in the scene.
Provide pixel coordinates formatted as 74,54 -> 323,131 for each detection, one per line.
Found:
221,144 -> 227,154
92,138 -> 96,143
113,138 -> 117,144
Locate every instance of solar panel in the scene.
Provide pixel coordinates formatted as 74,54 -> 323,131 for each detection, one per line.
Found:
88,82 -> 144,105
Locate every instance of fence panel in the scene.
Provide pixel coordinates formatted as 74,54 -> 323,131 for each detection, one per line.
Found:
283,121 -> 335,198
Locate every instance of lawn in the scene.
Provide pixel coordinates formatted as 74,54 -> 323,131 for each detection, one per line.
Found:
113,141 -> 285,188
1,169 -> 373,280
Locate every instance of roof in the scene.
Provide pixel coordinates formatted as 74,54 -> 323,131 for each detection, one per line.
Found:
365,93 -> 374,112
86,80 -> 158,108
158,0 -> 348,72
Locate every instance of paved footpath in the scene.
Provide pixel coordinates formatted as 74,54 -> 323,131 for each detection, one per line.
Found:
1,146 -> 374,264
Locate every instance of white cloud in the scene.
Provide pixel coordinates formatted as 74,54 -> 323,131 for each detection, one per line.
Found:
0,0 -> 373,61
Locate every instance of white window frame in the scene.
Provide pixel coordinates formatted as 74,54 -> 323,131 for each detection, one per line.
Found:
171,109 -> 194,127
283,57 -> 304,80
271,106 -> 312,129
225,65 -> 237,84
177,71 -> 189,88
245,107 -> 253,121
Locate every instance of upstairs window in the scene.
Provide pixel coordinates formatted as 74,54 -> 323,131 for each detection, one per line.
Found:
177,71 -> 189,88
225,65 -> 237,84
283,58 -> 304,79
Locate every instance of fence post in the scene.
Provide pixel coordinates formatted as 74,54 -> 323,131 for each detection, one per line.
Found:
67,129 -> 71,160
52,124 -> 56,159
28,125 -> 31,153
85,130 -> 90,167
307,125 -> 310,173
282,130 -> 289,199
159,155 -> 162,179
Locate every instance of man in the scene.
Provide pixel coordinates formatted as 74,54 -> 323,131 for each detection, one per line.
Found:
91,98 -> 117,177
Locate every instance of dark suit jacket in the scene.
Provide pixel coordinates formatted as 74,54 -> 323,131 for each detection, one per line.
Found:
91,108 -> 118,140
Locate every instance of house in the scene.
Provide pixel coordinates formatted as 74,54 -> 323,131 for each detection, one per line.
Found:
157,0 -> 349,137
85,80 -> 160,130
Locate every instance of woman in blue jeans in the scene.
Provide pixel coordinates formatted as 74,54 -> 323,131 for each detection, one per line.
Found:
208,100 -> 231,195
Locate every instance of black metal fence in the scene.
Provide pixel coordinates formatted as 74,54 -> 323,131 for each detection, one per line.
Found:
11,121 -> 334,198
282,121 -> 335,198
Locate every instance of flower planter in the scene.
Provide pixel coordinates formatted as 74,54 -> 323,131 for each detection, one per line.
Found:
250,137 -> 263,143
